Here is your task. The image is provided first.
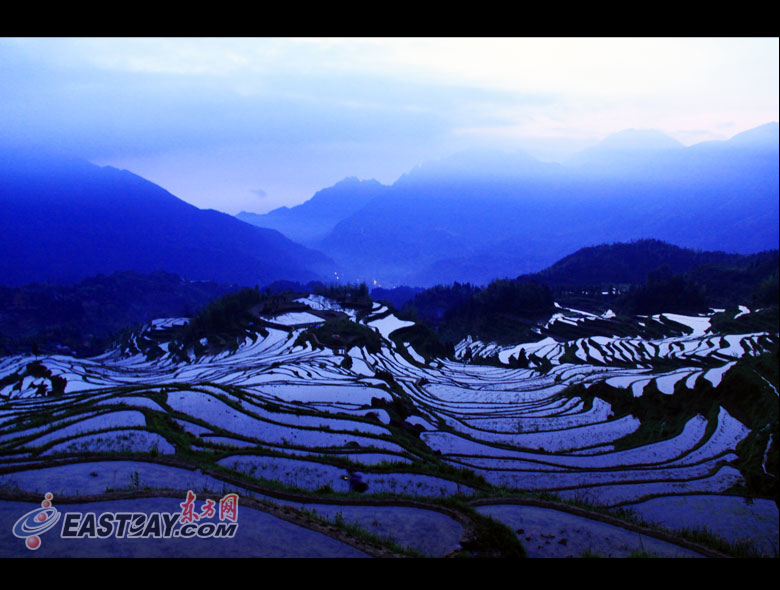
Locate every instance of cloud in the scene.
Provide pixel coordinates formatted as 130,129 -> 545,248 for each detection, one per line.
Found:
3,38 -> 775,162
0,41 -> 470,160
1,38 -> 776,214
250,188 -> 267,199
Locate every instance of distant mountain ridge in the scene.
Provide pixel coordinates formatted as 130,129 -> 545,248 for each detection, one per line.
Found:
0,149 -> 335,287
236,177 -> 388,245
695,122 -> 779,151
591,128 -> 686,151
286,122 -> 779,286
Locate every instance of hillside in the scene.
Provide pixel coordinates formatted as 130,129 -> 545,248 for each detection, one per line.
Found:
521,239 -> 774,286
0,149 -> 335,287
0,271 -> 238,357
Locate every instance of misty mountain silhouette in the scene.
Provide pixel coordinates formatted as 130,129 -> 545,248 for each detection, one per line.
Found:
275,123 -> 778,286
695,121 -> 779,151
0,149 -> 334,287
236,177 -> 388,245
582,128 -> 685,152
394,148 -> 564,183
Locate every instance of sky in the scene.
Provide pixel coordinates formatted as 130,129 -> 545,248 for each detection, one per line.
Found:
1,37 -> 778,215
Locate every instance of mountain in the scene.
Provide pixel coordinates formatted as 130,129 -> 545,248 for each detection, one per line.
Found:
590,129 -> 685,151
693,122 -> 779,152
523,239 -> 749,286
236,177 -> 388,245
317,149 -> 596,283
313,124 -> 779,286
0,148 -> 335,287
565,129 -> 685,177
397,239 -> 779,346
394,148 -> 564,183
519,239 -> 780,310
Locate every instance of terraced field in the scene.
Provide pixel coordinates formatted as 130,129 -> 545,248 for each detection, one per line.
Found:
0,297 -> 777,557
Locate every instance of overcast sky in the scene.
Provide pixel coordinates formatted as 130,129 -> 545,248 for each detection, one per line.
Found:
1,37 -> 777,214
